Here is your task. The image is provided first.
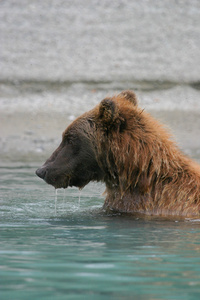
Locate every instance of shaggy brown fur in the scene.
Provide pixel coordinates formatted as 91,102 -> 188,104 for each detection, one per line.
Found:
36,90 -> 200,217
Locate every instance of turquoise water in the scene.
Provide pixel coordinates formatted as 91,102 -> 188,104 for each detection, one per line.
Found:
1,164 -> 200,300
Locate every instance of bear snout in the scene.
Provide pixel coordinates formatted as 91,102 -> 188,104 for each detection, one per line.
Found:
36,167 -> 47,180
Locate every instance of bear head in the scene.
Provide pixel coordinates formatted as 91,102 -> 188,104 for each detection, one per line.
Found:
36,90 -> 144,192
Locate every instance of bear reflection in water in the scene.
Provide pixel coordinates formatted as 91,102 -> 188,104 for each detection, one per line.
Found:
36,91 -> 200,217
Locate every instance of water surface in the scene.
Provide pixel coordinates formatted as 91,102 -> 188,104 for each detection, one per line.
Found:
1,164 -> 200,300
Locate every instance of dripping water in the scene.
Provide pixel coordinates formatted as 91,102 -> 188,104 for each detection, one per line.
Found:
62,189 -> 66,211
55,189 -> 58,215
54,188 -> 82,215
78,190 -> 81,207
63,189 -> 66,201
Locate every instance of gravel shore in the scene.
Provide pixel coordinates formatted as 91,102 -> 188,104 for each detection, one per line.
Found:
1,84 -> 200,162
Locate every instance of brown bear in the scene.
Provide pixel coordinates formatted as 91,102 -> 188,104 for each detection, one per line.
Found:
36,91 -> 200,217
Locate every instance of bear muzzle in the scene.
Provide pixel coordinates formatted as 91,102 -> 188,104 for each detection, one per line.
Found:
36,166 -> 47,180
36,165 -> 71,189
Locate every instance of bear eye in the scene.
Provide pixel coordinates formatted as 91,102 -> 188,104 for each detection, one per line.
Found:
68,138 -> 73,145
63,133 -> 74,145
65,135 -> 74,145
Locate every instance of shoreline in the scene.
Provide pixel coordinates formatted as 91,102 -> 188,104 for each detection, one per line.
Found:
1,84 -> 200,163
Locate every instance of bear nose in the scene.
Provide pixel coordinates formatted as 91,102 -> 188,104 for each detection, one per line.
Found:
36,167 -> 47,179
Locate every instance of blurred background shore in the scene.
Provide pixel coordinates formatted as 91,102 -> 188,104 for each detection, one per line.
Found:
1,0 -> 200,162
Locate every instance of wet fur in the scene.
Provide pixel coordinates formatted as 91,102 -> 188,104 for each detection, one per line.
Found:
36,91 -> 200,217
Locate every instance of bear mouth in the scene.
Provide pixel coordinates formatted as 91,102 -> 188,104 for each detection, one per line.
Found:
45,174 -> 89,190
39,167 -> 100,190
44,174 -> 71,189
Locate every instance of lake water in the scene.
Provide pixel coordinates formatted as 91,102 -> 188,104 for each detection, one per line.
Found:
1,163 -> 200,300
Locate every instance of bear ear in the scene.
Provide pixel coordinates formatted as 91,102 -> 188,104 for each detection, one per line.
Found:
118,90 -> 138,106
99,98 -> 119,127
